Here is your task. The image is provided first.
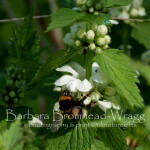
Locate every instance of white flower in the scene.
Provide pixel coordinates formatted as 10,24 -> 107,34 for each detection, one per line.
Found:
110,20 -> 119,25
132,0 -> 143,8
29,117 -> 43,127
75,40 -> 82,47
54,62 -> 108,93
97,38 -> 106,46
97,100 -> 120,111
95,47 -> 102,54
138,7 -> 146,17
118,11 -> 130,19
97,25 -> 108,36
77,29 -> 86,39
89,43 -> 96,50
130,8 -> 139,17
54,102 -> 60,112
86,30 -> 95,41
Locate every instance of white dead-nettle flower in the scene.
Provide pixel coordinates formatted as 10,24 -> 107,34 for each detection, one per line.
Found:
86,30 -> 95,41
29,117 -> 43,127
97,25 -> 108,36
118,11 -> 130,19
55,62 -> 108,93
109,20 -> 119,25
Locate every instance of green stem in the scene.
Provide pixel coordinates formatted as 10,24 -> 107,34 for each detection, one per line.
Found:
85,50 -> 94,80
122,24 -> 129,55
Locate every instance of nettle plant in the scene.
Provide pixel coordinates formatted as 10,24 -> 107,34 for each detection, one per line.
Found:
1,0 -> 150,150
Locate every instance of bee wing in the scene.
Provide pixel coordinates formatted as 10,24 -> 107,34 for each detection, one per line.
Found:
50,113 -> 63,132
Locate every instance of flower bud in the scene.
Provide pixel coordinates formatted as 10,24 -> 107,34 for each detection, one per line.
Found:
104,35 -> 111,44
4,96 -> 9,102
138,7 -> 146,17
97,38 -> 106,46
104,86 -> 116,97
9,91 -> 16,98
95,47 -> 102,54
89,43 -> 96,50
76,0 -> 84,5
130,8 -> 139,17
86,30 -> 95,41
89,7 -> 94,13
91,91 -> 101,102
86,0 -> 92,7
94,11 -> 99,15
95,3 -> 101,10
97,25 -> 108,36
82,5 -> 87,11
77,29 -> 86,39
75,40 -> 82,47
103,44 -> 109,50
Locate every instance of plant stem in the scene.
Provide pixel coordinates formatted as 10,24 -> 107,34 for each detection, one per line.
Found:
85,50 -> 94,80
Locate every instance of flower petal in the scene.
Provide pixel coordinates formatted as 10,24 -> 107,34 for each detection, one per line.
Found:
55,75 -> 75,86
77,79 -> 92,92
92,62 -> 99,73
83,97 -> 91,105
66,79 -> 81,92
92,72 -> 108,84
69,62 -> 86,80
54,102 -> 60,112
29,117 -> 43,127
56,65 -> 78,77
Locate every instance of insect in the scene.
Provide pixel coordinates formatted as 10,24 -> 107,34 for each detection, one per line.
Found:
59,89 -> 95,118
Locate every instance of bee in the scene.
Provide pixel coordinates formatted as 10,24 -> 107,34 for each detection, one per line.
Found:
59,90 -> 95,118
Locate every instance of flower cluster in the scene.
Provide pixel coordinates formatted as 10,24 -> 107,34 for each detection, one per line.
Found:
75,0 -> 106,15
0,66 -> 26,106
53,62 -> 120,115
63,22 -> 111,54
110,0 -> 146,20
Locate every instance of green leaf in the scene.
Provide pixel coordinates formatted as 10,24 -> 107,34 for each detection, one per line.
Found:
0,119 -> 23,150
0,73 -> 6,89
132,60 -> 150,86
91,140 -> 110,150
97,128 -> 127,150
104,0 -> 133,8
144,106 -> 150,133
46,119 -> 96,150
29,48 -> 82,86
132,23 -> 150,50
46,8 -> 84,31
8,10 -> 39,62
93,49 -> 143,108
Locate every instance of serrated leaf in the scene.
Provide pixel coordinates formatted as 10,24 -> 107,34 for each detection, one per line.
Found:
0,119 -> 23,150
91,140 -> 110,150
46,119 -> 96,150
46,8 -> 84,31
104,0 -> 133,8
132,23 -> 150,50
29,48 -> 82,86
93,49 -> 143,108
132,60 -> 150,86
97,128 -> 127,150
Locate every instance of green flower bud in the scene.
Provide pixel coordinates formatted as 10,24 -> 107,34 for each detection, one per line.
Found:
9,91 -> 16,98
13,98 -> 19,103
86,0 -> 92,7
77,29 -> 86,39
18,92 -> 24,98
130,8 -> 139,17
95,47 -> 102,54
76,0 -> 83,5
86,30 -> 95,41
97,25 -> 108,36
94,11 -> 99,15
95,3 -> 101,10
103,44 -> 109,50
89,7 -> 94,13
89,43 -> 96,50
4,96 -> 9,102
97,38 -> 106,46
104,35 -> 111,44
104,86 -> 116,97
82,5 -> 87,11
75,40 -> 82,47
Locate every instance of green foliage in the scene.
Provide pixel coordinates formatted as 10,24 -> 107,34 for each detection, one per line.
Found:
91,140 -> 109,150
29,48 -> 82,85
97,127 -> 127,150
46,8 -> 110,31
0,119 -> 23,150
46,119 -> 96,150
46,8 -> 84,31
8,11 -> 39,62
104,0 -> 133,8
132,23 -> 150,50
132,60 -> 150,86
93,49 -> 143,108
0,73 -> 6,89
144,106 -> 150,132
